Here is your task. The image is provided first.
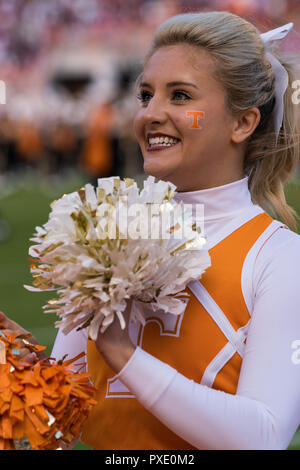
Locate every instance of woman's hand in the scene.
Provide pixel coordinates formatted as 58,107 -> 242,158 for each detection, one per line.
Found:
95,298 -> 136,374
0,311 -> 47,363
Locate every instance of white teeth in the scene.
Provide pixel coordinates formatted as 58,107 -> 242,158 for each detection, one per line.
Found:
148,136 -> 179,146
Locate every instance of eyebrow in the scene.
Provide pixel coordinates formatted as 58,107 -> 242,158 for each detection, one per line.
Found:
138,80 -> 198,90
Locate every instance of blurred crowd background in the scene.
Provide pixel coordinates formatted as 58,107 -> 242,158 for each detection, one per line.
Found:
0,0 -> 299,185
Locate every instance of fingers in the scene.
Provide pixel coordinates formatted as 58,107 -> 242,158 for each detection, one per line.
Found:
18,346 -> 32,357
0,319 -> 46,364
0,328 -> 37,360
22,352 -> 37,364
0,313 -> 33,347
0,311 -> 15,329
0,312 -> 26,335
0,328 -> 14,338
0,311 -> 9,328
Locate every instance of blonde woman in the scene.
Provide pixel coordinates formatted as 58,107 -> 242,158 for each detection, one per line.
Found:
2,11 -> 300,450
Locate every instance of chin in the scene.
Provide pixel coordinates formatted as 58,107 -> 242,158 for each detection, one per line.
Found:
143,157 -> 180,181
143,163 -> 172,182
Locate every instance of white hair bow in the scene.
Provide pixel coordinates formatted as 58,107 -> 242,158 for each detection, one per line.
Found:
260,22 -> 294,144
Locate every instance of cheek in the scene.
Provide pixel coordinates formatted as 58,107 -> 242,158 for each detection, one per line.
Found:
185,111 -> 206,132
133,111 -> 144,140
184,108 -> 227,143
174,110 -> 206,139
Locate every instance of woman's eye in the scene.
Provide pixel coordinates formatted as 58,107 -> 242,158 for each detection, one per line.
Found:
136,90 -> 191,104
173,91 -> 190,101
136,90 -> 152,103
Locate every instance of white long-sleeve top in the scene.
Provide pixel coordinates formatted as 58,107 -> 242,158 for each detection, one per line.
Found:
51,175 -> 300,450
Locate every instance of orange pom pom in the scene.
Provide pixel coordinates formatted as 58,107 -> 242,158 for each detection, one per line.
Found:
0,331 -> 97,450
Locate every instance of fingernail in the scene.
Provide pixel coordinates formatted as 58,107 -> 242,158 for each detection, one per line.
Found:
26,353 -> 37,363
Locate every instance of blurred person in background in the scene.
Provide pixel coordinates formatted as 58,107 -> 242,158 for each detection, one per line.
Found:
46,121 -> 80,175
80,100 -> 116,182
15,120 -> 43,172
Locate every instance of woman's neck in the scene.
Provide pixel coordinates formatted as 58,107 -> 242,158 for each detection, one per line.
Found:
173,175 -> 254,221
173,163 -> 246,193
172,175 -> 264,250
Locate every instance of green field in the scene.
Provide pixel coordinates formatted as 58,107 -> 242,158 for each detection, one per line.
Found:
0,170 -> 299,450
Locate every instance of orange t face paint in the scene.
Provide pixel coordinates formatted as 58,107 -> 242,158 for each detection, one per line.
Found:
186,111 -> 205,128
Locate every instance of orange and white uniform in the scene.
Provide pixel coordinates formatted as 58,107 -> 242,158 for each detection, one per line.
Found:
51,175 -> 300,450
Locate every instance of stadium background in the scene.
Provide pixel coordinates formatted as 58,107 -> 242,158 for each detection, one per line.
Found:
0,0 -> 299,450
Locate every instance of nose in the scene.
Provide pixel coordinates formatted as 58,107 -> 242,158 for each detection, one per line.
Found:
142,95 -> 168,124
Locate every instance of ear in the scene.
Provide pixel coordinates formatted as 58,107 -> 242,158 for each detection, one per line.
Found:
231,107 -> 261,144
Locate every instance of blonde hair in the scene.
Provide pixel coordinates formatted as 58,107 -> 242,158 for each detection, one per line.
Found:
136,11 -> 300,232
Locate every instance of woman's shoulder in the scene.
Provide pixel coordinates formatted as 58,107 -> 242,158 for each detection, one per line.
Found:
257,217 -> 300,261
266,220 -> 300,250
248,221 -> 300,304
253,221 -> 300,284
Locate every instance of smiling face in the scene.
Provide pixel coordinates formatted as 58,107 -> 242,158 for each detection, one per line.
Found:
133,43 -> 247,191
